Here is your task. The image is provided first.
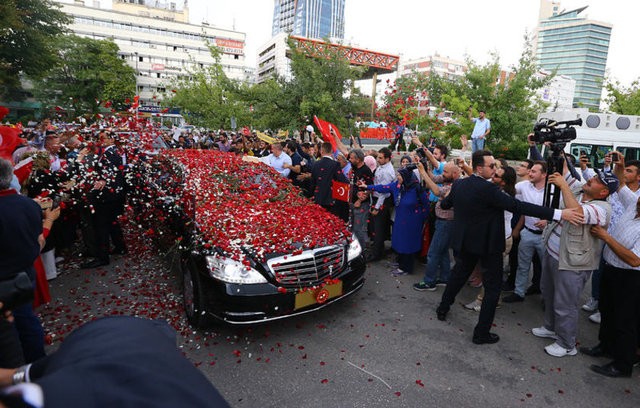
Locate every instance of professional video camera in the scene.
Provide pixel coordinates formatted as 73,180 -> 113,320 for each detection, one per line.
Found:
530,118 -> 583,209
531,118 -> 582,144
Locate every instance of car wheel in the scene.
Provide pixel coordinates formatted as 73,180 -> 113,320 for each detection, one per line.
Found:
182,258 -> 216,328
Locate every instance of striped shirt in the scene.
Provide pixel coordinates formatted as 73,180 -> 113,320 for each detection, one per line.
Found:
603,186 -> 640,271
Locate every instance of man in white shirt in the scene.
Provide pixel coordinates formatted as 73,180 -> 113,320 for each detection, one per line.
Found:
504,161 -> 547,303
263,143 -> 292,177
367,147 -> 396,262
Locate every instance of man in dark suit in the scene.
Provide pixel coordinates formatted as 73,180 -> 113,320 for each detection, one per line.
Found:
0,316 -> 230,407
436,150 -> 582,344
81,131 -> 128,269
310,142 -> 348,220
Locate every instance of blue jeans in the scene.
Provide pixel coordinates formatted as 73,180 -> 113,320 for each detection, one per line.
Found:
12,302 -> 45,363
514,229 -> 545,297
422,219 -> 452,284
471,138 -> 485,152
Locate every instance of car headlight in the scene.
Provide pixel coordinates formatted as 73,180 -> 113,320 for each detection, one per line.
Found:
347,234 -> 362,261
205,255 -> 268,284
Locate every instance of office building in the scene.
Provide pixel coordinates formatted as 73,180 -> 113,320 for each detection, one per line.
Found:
272,0 -> 345,41
59,0 -> 247,106
535,1 -> 612,110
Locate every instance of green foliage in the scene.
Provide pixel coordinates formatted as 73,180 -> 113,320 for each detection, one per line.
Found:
439,36 -> 552,159
166,45 -> 250,129
31,35 -> 135,116
0,0 -> 70,99
604,78 -> 640,115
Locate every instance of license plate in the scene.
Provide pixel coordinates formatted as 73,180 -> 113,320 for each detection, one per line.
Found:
294,281 -> 343,310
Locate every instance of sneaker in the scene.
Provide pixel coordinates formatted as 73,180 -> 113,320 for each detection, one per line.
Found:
390,268 -> 408,277
435,279 -> 448,287
531,326 -> 557,339
463,299 -> 482,312
589,311 -> 601,324
544,342 -> 577,357
468,279 -> 483,288
413,282 -> 437,291
502,293 -> 525,303
582,297 -> 598,312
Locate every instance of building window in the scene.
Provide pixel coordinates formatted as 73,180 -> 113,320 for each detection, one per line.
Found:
139,56 -> 143,62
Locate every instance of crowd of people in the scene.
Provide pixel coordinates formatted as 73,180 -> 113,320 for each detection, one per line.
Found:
1,108 -> 639,407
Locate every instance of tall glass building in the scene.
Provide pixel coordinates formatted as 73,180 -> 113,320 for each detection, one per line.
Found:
272,0 -> 345,40
536,3 -> 612,110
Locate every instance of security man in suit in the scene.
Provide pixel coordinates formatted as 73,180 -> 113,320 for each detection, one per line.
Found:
309,142 -> 348,220
435,150 -> 583,345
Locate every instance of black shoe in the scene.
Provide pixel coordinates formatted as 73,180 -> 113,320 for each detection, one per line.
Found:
365,253 -> 381,263
502,293 -> 525,303
501,282 -> 515,292
472,333 -> 500,345
525,286 -> 541,295
436,307 -> 448,321
590,362 -> 631,378
580,343 -> 609,358
81,259 -> 109,269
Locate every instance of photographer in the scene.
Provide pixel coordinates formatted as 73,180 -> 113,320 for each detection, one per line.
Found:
531,159 -> 615,357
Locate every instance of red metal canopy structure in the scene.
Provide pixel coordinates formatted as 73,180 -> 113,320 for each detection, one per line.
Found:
289,35 -> 398,78
289,36 -> 398,119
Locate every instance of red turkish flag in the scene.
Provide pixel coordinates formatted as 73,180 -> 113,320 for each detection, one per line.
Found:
314,116 -> 342,153
331,180 -> 350,202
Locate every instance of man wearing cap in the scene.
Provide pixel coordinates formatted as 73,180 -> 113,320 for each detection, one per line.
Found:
531,165 -> 616,358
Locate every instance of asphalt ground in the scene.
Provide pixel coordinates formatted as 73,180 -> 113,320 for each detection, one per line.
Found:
37,223 -> 639,408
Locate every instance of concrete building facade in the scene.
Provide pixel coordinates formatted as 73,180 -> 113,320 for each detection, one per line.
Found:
59,0 -> 248,106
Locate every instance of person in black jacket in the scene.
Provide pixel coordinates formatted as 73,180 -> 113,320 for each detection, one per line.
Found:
309,142 -> 348,220
81,131 -> 127,269
435,150 -> 582,345
0,316 -> 231,407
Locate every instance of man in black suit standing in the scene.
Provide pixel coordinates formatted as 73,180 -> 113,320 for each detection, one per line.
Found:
436,150 -> 582,344
310,142 -> 348,220
81,130 -> 128,269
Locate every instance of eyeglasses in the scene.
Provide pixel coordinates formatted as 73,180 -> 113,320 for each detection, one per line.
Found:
492,174 -> 502,179
484,163 -> 496,169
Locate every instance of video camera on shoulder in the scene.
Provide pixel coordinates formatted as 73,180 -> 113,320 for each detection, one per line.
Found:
0,272 -> 34,312
531,118 -> 582,144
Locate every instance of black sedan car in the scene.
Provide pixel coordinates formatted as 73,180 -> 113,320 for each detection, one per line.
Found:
130,150 -> 365,327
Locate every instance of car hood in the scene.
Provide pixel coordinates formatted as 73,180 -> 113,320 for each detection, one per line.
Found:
166,150 -> 351,262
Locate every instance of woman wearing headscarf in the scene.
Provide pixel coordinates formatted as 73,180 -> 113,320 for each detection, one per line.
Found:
359,166 -> 429,276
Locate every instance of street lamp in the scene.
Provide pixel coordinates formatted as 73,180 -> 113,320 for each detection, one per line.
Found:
134,52 -> 139,120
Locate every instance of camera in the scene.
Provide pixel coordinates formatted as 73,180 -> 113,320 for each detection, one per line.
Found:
531,118 -> 582,144
0,272 -> 34,312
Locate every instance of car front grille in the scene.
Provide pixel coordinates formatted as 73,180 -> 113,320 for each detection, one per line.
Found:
267,245 -> 345,288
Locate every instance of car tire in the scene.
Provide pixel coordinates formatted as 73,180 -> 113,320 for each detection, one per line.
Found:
182,257 -> 217,328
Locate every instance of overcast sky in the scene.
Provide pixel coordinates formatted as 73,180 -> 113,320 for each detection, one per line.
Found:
67,1 -> 639,86
188,0 -> 639,87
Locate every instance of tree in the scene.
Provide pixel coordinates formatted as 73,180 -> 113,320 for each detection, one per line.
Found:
604,78 -> 640,115
438,36 -> 553,158
166,46 -> 250,129
32,35 -> 135,116
0,0 -> 70,99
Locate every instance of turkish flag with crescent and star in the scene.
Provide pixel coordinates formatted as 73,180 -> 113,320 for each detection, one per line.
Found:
331,180 -> 350,202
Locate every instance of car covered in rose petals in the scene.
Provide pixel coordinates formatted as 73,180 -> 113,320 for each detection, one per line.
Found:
130,150 -> 366,327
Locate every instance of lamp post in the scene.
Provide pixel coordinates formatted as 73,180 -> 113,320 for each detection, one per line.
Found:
134,52 -> 139,120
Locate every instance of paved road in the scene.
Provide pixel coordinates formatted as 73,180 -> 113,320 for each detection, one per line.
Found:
40,230 -> 638,407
